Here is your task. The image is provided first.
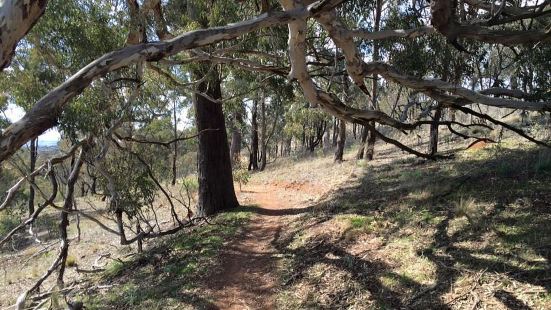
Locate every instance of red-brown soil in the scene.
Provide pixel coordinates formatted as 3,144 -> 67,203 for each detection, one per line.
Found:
204,182 -> 325,309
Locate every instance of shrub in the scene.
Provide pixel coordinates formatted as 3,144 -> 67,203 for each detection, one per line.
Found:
0,213 -> 20,238
66,255 -> 78,267
233,168 -> 250,191
179,175 -> 199,193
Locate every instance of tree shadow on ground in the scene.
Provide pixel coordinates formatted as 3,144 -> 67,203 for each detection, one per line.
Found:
228,205 -> 314,216
80,212 -> 251,309
274,145 -> 551,309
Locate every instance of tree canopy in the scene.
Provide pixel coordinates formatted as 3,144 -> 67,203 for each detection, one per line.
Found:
0,0 -> 549,307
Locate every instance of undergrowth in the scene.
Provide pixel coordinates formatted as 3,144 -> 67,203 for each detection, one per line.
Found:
82,211 -> 251,309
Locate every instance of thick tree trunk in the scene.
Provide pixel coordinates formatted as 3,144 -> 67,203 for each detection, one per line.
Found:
334,119 -> 346,162
429,105 -> 443,156
248,99 -> 259,171
193,66 -> 238,216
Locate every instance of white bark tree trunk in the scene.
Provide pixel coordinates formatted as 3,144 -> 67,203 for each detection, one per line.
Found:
0,0 -> 48,70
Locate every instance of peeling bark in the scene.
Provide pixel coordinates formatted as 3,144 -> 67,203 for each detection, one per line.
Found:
316,10 -> 371,95
0,0 -> 48,70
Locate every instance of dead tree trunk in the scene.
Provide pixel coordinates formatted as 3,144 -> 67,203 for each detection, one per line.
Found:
58,148 -> 85,287
428,105 -> 443,156
171,100 -> 178,185
193,65 -> 239,216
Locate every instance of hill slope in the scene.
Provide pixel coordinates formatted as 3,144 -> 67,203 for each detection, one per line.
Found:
2,140 -> 551,309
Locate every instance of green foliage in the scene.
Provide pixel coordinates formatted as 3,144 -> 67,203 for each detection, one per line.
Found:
233,168 -> 251,191
65,255 -> 78,267
0,213 -> 20,239
104,260 -> 126,279
284,102 -> 330,140
348,215 -> 372,229
179,175 -> 199,193
102,153 -> 157,216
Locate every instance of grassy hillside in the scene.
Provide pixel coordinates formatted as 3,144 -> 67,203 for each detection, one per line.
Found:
276,142 -> 551,309
1,139 -> 550,309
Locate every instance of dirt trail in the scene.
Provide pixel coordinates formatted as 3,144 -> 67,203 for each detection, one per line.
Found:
205,182 -> 321,310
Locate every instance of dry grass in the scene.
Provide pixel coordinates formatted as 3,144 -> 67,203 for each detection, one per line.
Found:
275,139 -> 551,310
1,135 -> 550,309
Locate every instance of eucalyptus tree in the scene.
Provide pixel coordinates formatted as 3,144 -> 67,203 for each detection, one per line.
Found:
0,0 -> 550,306
1,0 -> 122,228
0,0 -> 48,70
163,0 -> 250,215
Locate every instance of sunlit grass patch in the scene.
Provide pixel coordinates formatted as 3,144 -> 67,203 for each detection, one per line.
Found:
390,207 -> 442,228
379,272 -> 402,290
336,214 -> 374,230
398,255 -> 436,286
104,260 -> 126,279
276,140 -> 551,309
406,189 -> 432,201
334,214 -> 394,242
384,236 -> 417,262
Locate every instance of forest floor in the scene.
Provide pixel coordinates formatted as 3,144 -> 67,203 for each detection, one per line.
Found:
2,138 -> 551,309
